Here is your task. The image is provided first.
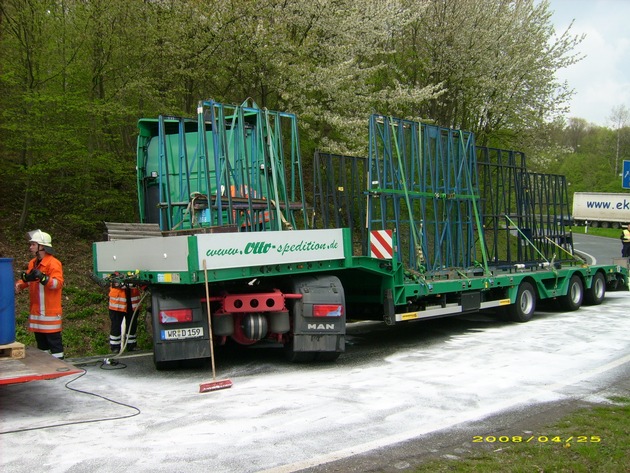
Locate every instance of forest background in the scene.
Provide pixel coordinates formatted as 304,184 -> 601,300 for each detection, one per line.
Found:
1,0 -> 629,357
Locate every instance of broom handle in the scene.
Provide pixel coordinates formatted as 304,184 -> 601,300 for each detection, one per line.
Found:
203,260 -> 217,381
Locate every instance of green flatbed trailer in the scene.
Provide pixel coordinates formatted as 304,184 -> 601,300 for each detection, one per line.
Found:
93,225 -> 626,368
93,99 -> 628,369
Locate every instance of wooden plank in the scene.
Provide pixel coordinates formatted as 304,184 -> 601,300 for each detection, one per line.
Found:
0,347 -> 82,385
0,342 -> 25,359
104,222 -> 162,241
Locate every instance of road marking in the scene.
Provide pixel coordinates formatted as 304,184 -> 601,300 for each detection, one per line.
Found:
574,249 -> 596,265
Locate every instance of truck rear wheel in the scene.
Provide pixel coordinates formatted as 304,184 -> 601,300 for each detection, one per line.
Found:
584,272 -> 606,305
505,281 -> 536,323
154,355 -> 179,371
559,274 -> 583,311
314,352 -> 341,362
284,339 -> 316,362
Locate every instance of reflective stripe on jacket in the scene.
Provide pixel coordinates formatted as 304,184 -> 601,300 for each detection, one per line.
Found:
623,229 -> 630,243
109,286 -> 141,312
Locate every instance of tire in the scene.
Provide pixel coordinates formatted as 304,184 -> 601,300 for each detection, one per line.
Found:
584,272 -> 606,305
284,339 -> 316,363
182,358 -> 208,369
154,359 -> 179,371
505,281 -> 536,323
314,351 -> 341,362
559,274 -> 584,311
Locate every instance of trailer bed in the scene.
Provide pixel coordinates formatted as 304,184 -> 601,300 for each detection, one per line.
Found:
0,347 -> 82,386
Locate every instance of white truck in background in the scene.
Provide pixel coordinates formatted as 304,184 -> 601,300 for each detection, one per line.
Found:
572,192 -> 630,228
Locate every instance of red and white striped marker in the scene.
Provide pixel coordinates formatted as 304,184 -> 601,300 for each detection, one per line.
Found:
370,230 -> 393,259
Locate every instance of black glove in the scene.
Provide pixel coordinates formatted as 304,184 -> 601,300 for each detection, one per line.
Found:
89,272 -> 109,288
21,271 -> 38,282
22,268 -> 49,285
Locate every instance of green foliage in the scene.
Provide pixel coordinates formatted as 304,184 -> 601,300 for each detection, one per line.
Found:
1,1 -> 589,240
65,287 -> 107,306
569,226 -> 621,239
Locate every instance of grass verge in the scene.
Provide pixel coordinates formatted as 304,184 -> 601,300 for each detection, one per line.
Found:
412,397 -> 630,473
570,226 -> 621,239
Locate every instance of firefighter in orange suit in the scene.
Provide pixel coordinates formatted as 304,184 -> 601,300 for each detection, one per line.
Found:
108,277 -> 142,353
14,230 -> 65,359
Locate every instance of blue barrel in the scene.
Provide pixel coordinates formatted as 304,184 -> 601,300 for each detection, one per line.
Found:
0,258 -> 16,345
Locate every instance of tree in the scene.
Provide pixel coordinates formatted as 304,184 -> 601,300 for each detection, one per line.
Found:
565,117 -> 591,152
0,0 -> 597,238
387,0 -> 584,147
202,0 -> 440,155
609,104 -> 630,177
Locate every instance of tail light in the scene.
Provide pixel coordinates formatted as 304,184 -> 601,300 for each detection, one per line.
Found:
312,304 -> 343,317
159,308 -> 193,324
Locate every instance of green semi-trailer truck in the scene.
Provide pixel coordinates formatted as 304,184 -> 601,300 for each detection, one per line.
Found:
93,99 -> 627,369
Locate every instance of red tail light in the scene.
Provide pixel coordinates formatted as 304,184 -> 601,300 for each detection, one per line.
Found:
159,308 -> 193,324
312,304 -> 343,317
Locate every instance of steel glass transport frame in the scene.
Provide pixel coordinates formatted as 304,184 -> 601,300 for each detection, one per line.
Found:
313,116 -> 574,273
136,99 -> 308,234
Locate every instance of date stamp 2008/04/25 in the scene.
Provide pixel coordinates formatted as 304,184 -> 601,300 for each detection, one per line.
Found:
473,435 -> 601,445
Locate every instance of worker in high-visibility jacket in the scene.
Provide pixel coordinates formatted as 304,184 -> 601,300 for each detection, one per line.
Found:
621,223 -> 630,257
14,230 -> 65,359
108,277 -> 142,353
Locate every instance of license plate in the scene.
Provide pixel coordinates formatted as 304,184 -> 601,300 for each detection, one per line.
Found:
160,327 -> 204,340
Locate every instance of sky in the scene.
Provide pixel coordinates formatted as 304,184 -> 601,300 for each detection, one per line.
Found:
550,0 -> 630,127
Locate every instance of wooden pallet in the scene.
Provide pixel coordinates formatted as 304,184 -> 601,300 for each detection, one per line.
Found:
0,342 -> 26,360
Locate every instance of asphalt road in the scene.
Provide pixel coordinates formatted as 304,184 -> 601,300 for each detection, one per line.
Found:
571,230 -> 624,264
0,233 -> 628,473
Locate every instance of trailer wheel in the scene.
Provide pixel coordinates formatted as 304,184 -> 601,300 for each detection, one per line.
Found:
559,274 -> 583,311
505,281 -> 536,323
584,272 -> 606,305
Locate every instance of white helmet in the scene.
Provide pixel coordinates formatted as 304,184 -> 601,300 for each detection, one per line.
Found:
28,229 -> 54,253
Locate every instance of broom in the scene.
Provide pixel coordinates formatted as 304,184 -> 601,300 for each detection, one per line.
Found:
199,259 -> 233,393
